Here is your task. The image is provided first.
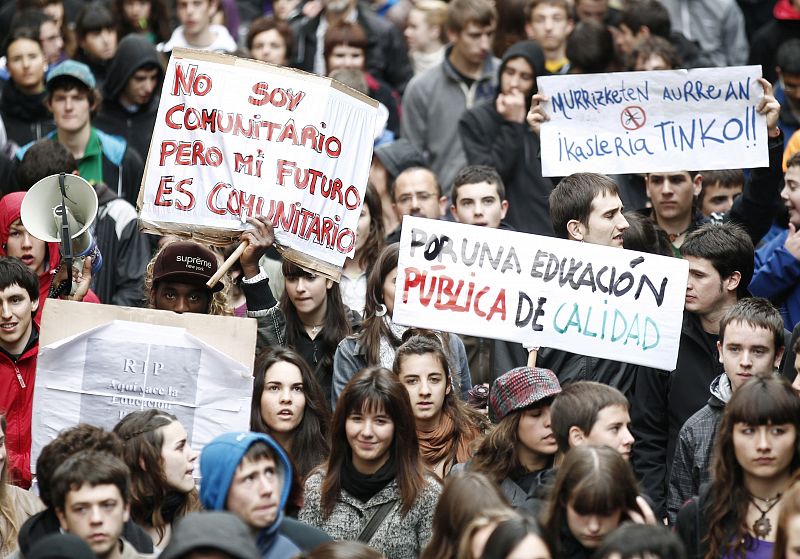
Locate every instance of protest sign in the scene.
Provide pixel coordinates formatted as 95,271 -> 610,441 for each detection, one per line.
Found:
138,49 -> 379,280
30,300 -> 256,473
537,66 -> 767,177
393,217 -> 689,370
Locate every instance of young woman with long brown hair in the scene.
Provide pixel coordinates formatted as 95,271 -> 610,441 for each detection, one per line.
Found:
113,409 -> 200,549
250,346 -> 331,482
676,374 -> 800,559
393,332 -> 486,477
299,367 -> 441,559
341,185 -> 385,315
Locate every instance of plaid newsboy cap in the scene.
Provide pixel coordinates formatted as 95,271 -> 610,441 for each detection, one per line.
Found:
488,367 -> 562,422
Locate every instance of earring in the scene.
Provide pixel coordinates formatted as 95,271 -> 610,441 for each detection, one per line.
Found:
375,304 -> 387,317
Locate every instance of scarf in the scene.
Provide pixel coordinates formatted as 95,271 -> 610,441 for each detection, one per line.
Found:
341,451 -> 397,503
0,80 -> 49,121
378,316 -> 408,368
417,410 -> 476,470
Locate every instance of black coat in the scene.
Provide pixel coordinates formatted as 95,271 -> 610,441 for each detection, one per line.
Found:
95,35 -> 165,165
0,80 -> 55,149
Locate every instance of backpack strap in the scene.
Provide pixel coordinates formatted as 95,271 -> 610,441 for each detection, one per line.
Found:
357,499 -> 398,544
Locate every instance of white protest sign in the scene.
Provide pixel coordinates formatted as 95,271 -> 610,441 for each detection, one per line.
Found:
538,66 -> 767,177
138,49 -> 379,280
393,217 -> 689,370
30,300 -> 256,473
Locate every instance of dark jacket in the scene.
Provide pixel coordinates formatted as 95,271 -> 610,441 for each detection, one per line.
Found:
280,517 -> 332,551
459,41 -> 554,237
292,2 -> 412,94
749,0 -> 800,85
0,80 -> 55,149
631,312 -> 721,520
666,374 -> 729,525
95,35 -> 165,165
257,296 -> 361,398
91,181 -> 152,306
17,508 -> 154,557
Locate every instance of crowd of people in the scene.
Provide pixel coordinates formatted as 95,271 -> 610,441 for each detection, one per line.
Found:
1,0 -> 800,557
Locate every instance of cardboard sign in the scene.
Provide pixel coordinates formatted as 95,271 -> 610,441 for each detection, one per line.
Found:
538,66 -> 768,176
393,217 -> 689,370
30,300 -> 257,473
138,49 -> 379,280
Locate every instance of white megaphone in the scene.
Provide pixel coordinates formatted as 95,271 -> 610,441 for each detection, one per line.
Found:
20,173 -> 103,294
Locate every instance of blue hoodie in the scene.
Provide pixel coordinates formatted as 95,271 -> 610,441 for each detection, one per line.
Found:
200,432 -> 299,559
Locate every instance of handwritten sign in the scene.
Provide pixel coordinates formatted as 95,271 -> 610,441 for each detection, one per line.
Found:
30,300 -> 256,473
393,217 -> 689,370
538,66 -> 767,176
138,49 -> 379,280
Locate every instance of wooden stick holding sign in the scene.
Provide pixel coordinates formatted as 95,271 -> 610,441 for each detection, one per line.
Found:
527,348 -> 538,368
207,240 -> 247,289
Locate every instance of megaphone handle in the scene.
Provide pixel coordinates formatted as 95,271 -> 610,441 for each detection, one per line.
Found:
206,240 -> 248,289
58,173 -> 73,297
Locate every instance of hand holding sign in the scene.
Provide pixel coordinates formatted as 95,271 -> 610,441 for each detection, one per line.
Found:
240,215 -> 276,278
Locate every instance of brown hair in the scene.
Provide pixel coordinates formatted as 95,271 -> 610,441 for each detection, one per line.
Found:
355,243 -> 400,365
550,381 -> 629,453
705,375 -> 800,559
524,0 -> 571,21
421,472 -> 510,559
446,0 -> 496,33
251,346 -> 331,481
355,184 -> 386,270
542,445 -> 639,557
247,16 -> 293,54
324,22 -> 368,63
113,410 -> 201,539
549,173 -> 621,240
457,509 -> 519,559
321,367 -> 430,517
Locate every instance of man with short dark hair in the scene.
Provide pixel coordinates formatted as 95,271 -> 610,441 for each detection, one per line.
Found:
523,0 -> 573,74
632,222 -> 757,520
0,257 -> 39,488
402,0 -> 500,195
200,432 -> 328,557
696,169 -> 745,217
51,450 -> 145,559
16,60 -> 144,207
450,165 -> 508,230
15,425 -> 153,556
550,381 -> 634,459
667,298 -> 786,524
95,35 -> 164,178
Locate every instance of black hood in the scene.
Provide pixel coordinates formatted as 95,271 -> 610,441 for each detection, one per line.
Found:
497,40 -> 546,107
103,34 -> 164,101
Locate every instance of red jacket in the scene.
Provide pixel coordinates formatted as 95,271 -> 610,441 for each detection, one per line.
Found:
0,333 -> 39,487
0,192 -> 100,324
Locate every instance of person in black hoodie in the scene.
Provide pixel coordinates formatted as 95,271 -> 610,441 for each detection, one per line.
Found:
73,2 -> 119,92
14,425 -> 154,558
95,34 -> 164,165
0,25 -> 55,149
458,40 -> 553,237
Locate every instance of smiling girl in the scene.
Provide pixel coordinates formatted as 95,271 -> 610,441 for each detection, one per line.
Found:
299,367 -> 441,559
